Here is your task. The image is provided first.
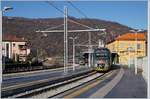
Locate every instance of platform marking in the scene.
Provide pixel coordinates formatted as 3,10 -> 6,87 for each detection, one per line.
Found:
89,68 -> 124,98
63,70 -> 116,98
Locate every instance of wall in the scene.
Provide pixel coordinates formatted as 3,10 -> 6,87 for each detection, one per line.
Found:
2,41 -> 11,58
137,57 -> 148,82
2,41 -> 30,62
107,40 -> 146,65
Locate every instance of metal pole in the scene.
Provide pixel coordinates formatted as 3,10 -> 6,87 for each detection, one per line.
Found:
1,7 -> 13,73
1,10 -> 3,81
88,32 -> 91,67
128,48 -> 130,69
130,29 -> 142,74
73,38 -> 75,71
98,39 -> 100,48
66,7 -> 68,73
37,48 -> 38,61
135,31 -> 137,74
64,6 -> 68,73
104,31 -> 106,47
64,6 -> 66,73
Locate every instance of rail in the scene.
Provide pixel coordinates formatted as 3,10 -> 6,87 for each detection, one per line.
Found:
23,69 -> 117,98
2,68 -> 93,98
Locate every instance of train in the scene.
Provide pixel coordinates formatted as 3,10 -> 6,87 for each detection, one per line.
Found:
79,47 -> 113,72
93,48 -> 112,72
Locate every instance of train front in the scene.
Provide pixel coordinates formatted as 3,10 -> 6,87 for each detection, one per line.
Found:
93,48 -> 111,72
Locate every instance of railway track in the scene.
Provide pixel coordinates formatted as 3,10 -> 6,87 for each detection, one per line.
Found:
50,69 -> 118,98
1,68 -> 94,98
55,69 -> 120,98
19,70 -> 117,98
2,68 -> 118,98
16,70 -> 98,98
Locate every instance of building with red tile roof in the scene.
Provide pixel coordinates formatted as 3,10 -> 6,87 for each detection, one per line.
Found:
2,34 -> 30,64
2,34 -> 27,42
106,32 -> 147,65
115,33 -> 146,41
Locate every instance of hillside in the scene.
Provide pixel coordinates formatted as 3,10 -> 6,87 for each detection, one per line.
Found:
3,16 -> 133,57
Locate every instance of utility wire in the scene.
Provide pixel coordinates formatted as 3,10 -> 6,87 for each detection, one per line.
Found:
67,1 -> 106,49
45,24 -> 64,30
67,1 -> 88,18
45,1 -> 95,30
46,1 -> 64,14
67,1 -> 103,30
68,19 -> 93,29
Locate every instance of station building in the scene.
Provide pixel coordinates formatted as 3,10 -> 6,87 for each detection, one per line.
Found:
2,34 -> 30,62
106,33 -> 147,65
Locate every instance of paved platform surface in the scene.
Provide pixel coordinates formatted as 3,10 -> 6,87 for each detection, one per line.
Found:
54,66 -> 147,98
105,68 -> 147,98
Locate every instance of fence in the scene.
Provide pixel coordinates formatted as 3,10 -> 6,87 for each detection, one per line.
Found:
128,56 -> 148,82
137,56 -> 148,82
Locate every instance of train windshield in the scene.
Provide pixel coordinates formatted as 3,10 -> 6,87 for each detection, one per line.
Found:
94,49 -> 110,59
95,53 -> 108,57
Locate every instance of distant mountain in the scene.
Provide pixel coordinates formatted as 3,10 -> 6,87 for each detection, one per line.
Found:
3,16 -> 134,57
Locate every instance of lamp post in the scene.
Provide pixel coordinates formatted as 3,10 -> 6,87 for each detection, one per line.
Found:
69,36 -> 78,71
1,6 -> 13,72
130,29 -> 142,74
2,7 -> 13,12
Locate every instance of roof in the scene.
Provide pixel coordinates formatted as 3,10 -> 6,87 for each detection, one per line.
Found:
115,33 -> 146,41
2,34 -> 27,42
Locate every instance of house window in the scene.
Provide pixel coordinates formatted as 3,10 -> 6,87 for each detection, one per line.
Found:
112,44 -> 115,51
13,43 -> 15,47
6,43 -> 9,58
137,44 -> 141,49
128,43 -> 131,48
120,43 -> 125,48
19,45 -> 26,50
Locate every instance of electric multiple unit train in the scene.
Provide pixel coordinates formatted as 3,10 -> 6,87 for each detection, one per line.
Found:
79,47 -> 112,72
93,48 -> 112,72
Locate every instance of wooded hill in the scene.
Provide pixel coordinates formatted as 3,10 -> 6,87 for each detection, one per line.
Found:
3,16 -> 134,57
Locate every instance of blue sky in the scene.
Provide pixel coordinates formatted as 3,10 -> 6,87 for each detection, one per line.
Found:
1,1 -> 148,29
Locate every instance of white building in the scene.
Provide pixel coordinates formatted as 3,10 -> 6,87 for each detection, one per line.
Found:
2,34 -> 30,62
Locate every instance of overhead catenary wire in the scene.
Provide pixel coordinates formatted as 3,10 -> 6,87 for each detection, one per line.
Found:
67,1 -> 107,68
45,1 -> 95,30
68,1 -> 107,43
67,1 -> 101,29
67,1 -> 88,18
45,24 -> 64,30
45,1 -> 64,14
68,19 -> 94,29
